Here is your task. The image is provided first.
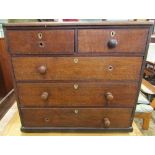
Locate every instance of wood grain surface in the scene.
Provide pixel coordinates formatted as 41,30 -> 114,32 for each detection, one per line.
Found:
21,108 -> 132,128
0,105 -> 142,135
12,56 -> 142,81
17,82 -> 138,107
78,29 -> 148,53
6,30 -> 74,54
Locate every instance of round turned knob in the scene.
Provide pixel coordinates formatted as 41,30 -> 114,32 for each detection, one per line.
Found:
106,92 -> 114,101
104,118 -> 110,128
41,92 -> 49,100
38,65 -> 47,74
107,39 -> 118,48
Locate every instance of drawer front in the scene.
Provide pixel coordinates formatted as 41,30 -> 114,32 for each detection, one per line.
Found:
21,108 -> 132,128
12,57 -> 142,81
6,30 -> 74,54
78,29 -> 148,53
17,82 -> 138,107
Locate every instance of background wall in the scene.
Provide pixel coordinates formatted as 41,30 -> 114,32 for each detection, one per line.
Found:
0,19 -> 8,38
147,43 -> 155,62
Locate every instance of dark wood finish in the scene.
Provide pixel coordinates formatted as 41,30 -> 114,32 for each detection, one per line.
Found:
0,90 -> 15,120
0,38 -> 14,120
3,22 -> 153,132
21,108 -> 132,128
78,29 -> 148,53
20,127 -> 133,132
4,21 -> 153,27
6,30 -> 74,54
17,82 -> 138,107
0,65 -> 5,96
12,57 -> 142,81
0,38 -> 13,94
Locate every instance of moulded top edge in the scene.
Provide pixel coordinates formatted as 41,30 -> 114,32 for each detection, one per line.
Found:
3,21 -> 154,28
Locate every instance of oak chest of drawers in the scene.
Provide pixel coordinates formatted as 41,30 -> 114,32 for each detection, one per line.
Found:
4,21 -> 153,132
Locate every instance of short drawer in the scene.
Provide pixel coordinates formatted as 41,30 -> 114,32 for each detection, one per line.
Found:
17,82 -> 138,107
21,108 -> 132,128
78,28 -> 148,53
6,30 -> 74,54
12,56 -> 142,81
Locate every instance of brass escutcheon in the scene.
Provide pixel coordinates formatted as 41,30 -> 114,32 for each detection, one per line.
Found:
38,32 -> 43,39
74,83 -> 79,89
74,109 -> 79,114
74,58 -> 78,63
110,31 -> 116,37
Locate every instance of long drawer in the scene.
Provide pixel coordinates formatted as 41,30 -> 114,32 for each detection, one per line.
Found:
6,30 -> 74,54
12,57 -> 142,81
17,82 -> 138,107
21,108 -> 132,128
78,28 -> 148,53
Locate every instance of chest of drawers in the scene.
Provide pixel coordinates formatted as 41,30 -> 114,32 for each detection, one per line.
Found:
4,21 -> 153,132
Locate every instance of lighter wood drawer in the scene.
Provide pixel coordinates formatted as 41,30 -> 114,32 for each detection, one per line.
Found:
12,57 -> 142,81
78,28 -> 148,53
6,30 -> 74,54
17,82 -> 138,107
21,108 -> 132,128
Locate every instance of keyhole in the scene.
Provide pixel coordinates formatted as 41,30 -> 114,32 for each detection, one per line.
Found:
108,65 -> 113,71
44,118 -> 50,122
39,42 -> 45,48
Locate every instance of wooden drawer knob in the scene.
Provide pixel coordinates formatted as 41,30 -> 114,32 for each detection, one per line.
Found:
104,118 -> 110,128
38,65 -> 47,74
107,39 -> 118,48
106,92 -> 114,101
41,92 -> 49,100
